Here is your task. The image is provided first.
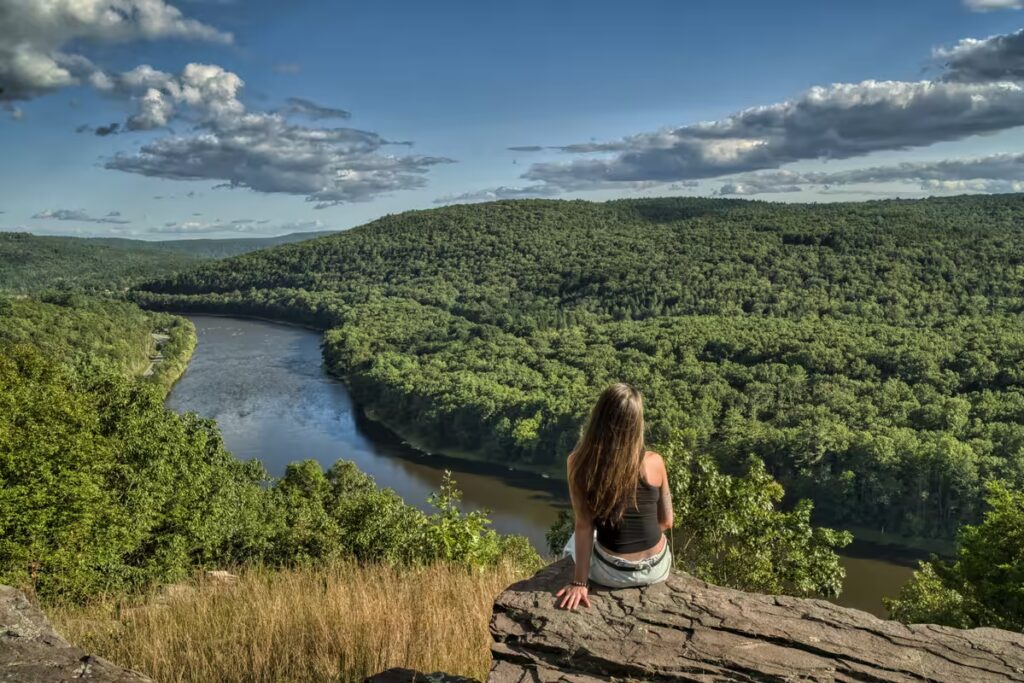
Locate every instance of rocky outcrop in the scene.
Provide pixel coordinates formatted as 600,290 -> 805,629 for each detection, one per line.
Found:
0,585 -> 151,682
364,668 -> 478,683
489,558 -> 1024,682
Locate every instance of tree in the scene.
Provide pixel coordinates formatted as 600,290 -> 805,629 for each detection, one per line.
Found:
887,481 -> 1024,631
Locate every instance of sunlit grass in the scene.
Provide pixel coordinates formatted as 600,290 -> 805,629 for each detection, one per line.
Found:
50,561 -> 526,683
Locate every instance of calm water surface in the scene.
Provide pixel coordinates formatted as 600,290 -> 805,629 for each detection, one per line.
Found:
167,315 -> 914,616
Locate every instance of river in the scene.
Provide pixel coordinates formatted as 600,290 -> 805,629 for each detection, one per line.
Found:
166,314 -> 915,617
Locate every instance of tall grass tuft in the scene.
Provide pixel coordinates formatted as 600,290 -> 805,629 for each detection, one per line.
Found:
50,561 -> 527,682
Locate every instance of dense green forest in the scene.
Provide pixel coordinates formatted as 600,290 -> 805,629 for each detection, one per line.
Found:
0,295 -> 194,390
0,232 -> 202,292
1,295 -> 851,604
0,230 -> 333,292
134,195 -> 1024,541
0,296 -> 539,601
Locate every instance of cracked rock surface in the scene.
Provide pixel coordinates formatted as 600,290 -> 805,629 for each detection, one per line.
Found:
1,585 -> 151,682
489,558 -> 1024,682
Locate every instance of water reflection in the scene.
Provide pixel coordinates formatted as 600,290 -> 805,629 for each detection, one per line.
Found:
166,315 -> 565,549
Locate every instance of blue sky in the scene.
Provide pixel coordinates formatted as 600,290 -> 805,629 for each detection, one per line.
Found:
3,0 -> 1024,238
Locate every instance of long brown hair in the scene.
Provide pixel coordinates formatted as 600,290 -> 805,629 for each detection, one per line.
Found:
569,383 -> 646,523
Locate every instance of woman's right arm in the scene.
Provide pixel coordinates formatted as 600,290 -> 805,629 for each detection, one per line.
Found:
557,457 -> 593,610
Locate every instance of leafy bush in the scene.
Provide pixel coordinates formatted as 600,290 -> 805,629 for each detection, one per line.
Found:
887,481 -> 1024,630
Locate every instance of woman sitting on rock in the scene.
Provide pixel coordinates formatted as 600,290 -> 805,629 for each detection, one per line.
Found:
558,382 -> 674,610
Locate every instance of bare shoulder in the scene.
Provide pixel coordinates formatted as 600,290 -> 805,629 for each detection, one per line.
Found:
644,450 -> 666,467
642,450 -> 667,485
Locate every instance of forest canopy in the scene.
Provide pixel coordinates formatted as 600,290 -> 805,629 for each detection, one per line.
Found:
0,297 -> 538,601
133,195 -> 1024,540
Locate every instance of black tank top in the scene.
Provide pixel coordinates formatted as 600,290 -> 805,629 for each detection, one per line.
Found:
594,477 -> 663,554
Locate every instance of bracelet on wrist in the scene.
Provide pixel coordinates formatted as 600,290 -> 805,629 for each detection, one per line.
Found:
570,579 -> 588,588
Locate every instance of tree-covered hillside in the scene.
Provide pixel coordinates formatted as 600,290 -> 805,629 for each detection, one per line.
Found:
0,230 -> 335,292
133,195 -> 1024,540
0,232 -> 203,292
0,295 -> 539,601
0,295 -> 194,388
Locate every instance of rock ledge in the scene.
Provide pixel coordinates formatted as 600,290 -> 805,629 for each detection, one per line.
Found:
489,558 -> 1024,682
0,585 -> 151,682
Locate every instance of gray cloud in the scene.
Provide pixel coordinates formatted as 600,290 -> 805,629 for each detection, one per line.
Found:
279,97 -> 351,120
0,0 -> 231,102
715,153 -> 1024,195
938,29 -> 1024,82
273,63 -> 301,75
32,209 -> 131,224
104,73 -> 453,206
504,27 -> 1024,195
964,0 -> 1023,10
507,146 -> 545,152
522,79 -> 1024,193
77,122 -> 122,135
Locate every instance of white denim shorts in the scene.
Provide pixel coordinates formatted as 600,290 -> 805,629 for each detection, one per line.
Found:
563,531 -> 672,588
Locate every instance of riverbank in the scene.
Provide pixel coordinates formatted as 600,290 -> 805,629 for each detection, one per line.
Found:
143,302 -> 567,479
146,304 -> 961,562
140,313 -> 196,395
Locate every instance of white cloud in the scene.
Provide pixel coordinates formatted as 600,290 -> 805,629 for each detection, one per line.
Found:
106,108 -> 453,205
153,217 -> 325,234
278,97 -> 349,120
715,152 -> 1024,195
506,27 -> 1024,196
32,208 -> 131,224
434,185 -> 560,204
963,0 -> 1023,10
0,0 -> 231,102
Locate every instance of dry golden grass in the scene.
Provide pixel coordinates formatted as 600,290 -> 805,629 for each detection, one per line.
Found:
50,561 -> 528,682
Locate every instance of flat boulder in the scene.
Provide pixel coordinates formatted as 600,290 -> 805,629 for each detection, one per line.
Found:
489,558 -> 1024,682
0,585 -> 151,682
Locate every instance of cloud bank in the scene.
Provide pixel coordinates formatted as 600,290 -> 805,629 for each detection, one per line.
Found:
1,1 -> 449,205
452,26 -> 1024,202
154,217 -> 325,234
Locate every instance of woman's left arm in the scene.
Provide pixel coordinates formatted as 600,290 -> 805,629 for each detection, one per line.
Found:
655,453 -> 674,531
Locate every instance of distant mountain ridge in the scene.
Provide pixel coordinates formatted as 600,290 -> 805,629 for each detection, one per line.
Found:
90,230 -> 339,259
0,229 -> 337,292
